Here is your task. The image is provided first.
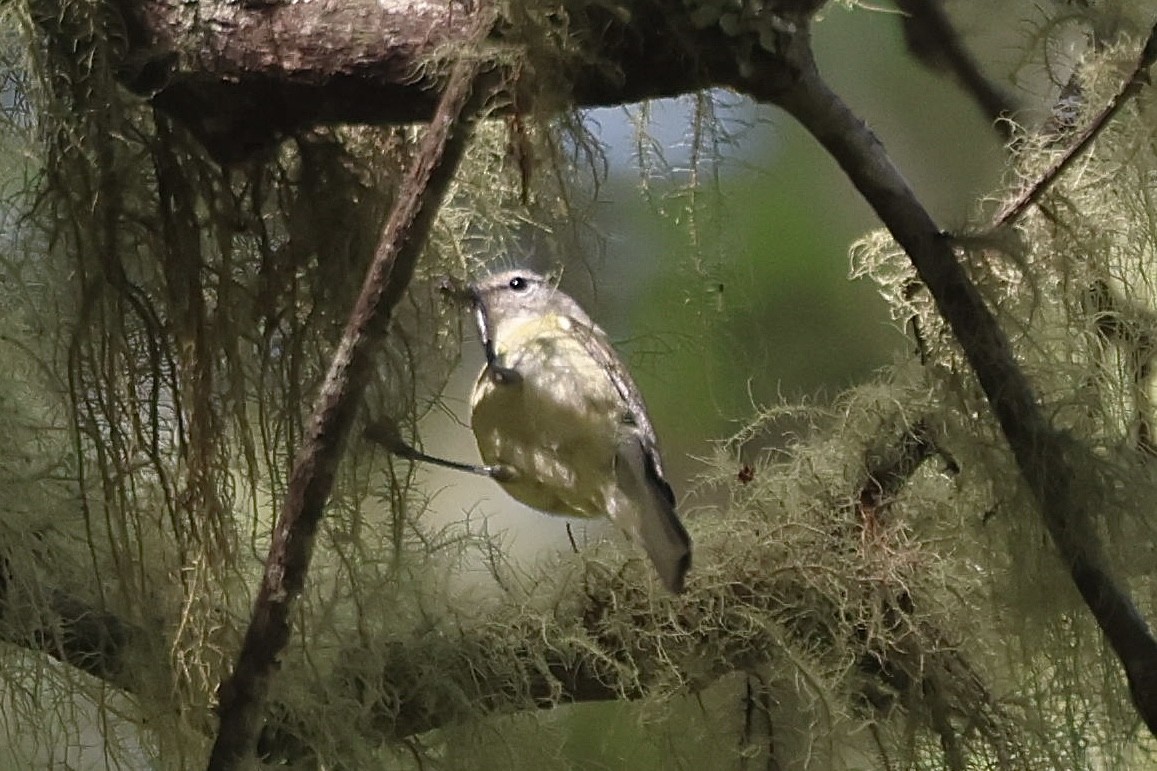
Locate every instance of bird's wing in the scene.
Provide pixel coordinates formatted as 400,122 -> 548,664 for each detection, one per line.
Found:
568,316 -> 692,593
611,434 -> 693,593
566,318 -> 662,460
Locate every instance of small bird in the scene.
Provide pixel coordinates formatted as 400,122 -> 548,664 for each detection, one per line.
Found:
369,270 -> 692,592
465,270 -> 691,593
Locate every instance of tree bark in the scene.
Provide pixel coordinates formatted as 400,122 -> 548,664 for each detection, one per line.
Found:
104,0 -> 826,162
205,18 -> 495,768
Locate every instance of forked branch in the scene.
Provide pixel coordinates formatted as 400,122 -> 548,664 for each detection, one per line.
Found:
771,26 -> 1157,737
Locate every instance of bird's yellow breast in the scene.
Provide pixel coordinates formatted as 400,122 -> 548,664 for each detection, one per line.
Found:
470,314 -> 621,518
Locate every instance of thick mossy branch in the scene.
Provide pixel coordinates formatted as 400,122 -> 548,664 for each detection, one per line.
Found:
93,0 -> 825,161
0,394 -> 1013,767
251,398 -> 1021,765
98,0 -> 1018,166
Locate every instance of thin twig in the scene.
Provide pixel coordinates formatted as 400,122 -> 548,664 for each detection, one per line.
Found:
895,0 -> 1020,140
365,418 -> 507,479
991,22 -> 1157,230
205,18 -> 494,768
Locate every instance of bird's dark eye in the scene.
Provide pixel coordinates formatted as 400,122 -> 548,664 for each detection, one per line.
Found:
508,276 -> 528,291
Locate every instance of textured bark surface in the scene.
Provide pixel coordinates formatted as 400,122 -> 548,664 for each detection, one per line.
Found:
107,0 -> 824,161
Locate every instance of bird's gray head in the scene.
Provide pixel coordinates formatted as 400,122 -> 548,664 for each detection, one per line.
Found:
467,269 -> 588,325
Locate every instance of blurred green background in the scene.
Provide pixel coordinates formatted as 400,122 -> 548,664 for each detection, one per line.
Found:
572,2 -> 1006,481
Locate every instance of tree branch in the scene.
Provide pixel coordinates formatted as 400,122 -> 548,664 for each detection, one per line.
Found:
770,26 -> 1157,737
0,420 -> 991,766
0,585 -> 141,693
992,22 -> 1157,229
856,419 -> 956,532
894,0 -> 1020,139
205,20 -> 495,769
103,0 -> 767,162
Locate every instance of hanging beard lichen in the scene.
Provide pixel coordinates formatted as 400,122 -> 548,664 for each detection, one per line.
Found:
2,0 -> 1157,768
0,0 -> 610,766
846,36 -> 1157,769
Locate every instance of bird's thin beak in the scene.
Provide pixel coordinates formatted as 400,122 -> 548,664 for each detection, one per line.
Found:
437,276 -> 489,349
437,276 -> 476,307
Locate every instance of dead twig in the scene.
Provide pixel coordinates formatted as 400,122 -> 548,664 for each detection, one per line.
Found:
991,23 -> 1157,230
895,0 -> 1020,140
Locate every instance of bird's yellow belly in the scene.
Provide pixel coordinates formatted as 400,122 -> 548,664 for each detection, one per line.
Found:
470,328 -> 620,518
